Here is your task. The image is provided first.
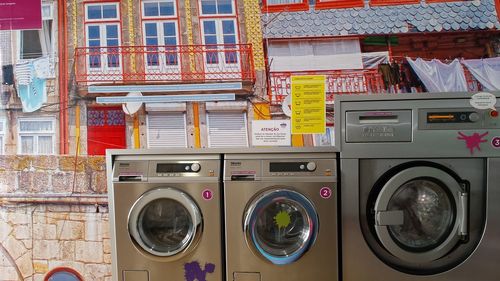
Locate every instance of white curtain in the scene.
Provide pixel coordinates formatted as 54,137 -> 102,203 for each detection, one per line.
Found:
362,51 -> 389,69
462,57 -> 500,91
407,58 -> 468,93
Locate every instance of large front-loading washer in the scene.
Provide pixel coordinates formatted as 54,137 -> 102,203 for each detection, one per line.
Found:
224,152 -> 338,281
108,154 -> 222,281
335,92 -> 500,280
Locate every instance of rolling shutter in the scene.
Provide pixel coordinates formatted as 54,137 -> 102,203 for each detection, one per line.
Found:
207,112 -> 248,148
147,112 -> 187,148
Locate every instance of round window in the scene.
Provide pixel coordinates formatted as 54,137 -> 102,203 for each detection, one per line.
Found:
137,198 -> 193,254
245,189 -> 319,265
45,268 -> 82,281
387,179 -> 454,252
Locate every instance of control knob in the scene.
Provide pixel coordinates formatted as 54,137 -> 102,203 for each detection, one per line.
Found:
469,112 -> 480,122
306,162 -> 317,171
190,163 -> 201,172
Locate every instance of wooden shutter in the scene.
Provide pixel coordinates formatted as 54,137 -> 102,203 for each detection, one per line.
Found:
207,112 -> 248,148
147,112 -> 187,148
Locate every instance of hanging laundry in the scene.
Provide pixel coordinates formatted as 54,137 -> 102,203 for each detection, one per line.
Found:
14,61 -> 32,85
462,57 -> 500,91
407,58 -> 468,93
16,62 -> 47,112
33,57 -> 52,79
2,65 -> 14,85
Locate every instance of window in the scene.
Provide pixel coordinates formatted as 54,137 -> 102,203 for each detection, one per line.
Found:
0,119 -> 5,154
45,267 -> 83,281
315,0 -> 364,9
19,3 -> 55,59
267,39 -> 363,71
200,0 -> 235,15
262,0 -> 308,13
202,19 -> 238,64
142,1 -> 179,68
207,111 -> 248,147
147,112 -> 187,148
85,3 -> 121,69
143,0 -> 176,17
18,118 -> 55,155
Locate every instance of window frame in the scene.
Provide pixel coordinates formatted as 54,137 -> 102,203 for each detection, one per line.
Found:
369,0 -> 419,6
17,117 -> 56,155
44,267 -> 83,281
199,0 -> 237,16
315,0 -> 364,9
261,0 -> 308,13
141,0 -> 178,19
85,2 -> 121,22
17,3 -> 56,60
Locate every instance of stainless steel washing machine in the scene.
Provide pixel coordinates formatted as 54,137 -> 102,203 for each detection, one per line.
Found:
335,92 -> 500,280
224,153 -> 338,281
108,154 -> 222,281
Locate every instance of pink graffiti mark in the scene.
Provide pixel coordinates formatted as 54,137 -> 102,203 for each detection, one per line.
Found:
457,132 -> 489,154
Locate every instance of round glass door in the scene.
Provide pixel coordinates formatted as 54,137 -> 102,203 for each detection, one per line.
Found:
244,189 -> 319,265
373,166 -> 467,263
386,179 -> 454,252
128,188 -> 202,257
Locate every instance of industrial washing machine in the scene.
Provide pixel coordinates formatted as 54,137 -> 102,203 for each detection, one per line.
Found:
224,152 -> 338,281
335,92 -> 500,280
108,153 -> 223,281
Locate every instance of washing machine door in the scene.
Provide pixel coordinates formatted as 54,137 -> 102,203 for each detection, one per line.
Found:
128,188 -> 202,257
373,166 -> 468,263
244,189 -> 319,265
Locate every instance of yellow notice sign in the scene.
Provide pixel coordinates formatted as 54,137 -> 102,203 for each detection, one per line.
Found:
291,75 -> 326,134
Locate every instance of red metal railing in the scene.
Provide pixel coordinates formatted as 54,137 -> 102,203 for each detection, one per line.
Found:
74,44 -> 255,84
268,69 -> 385,105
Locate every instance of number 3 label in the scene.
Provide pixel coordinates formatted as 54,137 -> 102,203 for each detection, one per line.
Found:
492,137 -> 500,149
320,187 -> 332,199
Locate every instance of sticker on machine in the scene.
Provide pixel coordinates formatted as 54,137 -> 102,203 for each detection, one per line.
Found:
202,189 -> 214,201
492,137 -> 500,149
320,187 -> 333,199
457,131 -> 489,155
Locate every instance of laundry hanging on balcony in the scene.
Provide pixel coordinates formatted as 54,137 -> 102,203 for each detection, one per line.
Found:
406,58 -> 468,93
462,57 -> 500,91
14,61 -> 47,112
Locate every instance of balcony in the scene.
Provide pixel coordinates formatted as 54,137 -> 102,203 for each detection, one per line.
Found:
269,69 -> 385,105
268,68 -> 482,106
74,44 -> 255,85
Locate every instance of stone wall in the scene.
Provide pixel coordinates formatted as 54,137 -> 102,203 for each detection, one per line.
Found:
0,155 -> 110,281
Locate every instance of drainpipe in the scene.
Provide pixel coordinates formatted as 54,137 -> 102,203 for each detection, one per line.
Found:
58,0 -> 68,154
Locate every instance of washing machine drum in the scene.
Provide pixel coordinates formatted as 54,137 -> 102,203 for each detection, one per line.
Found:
368,164 -> 473,273
244,189 -> 319,265
128,188 -> 202,257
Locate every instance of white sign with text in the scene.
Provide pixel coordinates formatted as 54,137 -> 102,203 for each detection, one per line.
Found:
252,120 -> 291,146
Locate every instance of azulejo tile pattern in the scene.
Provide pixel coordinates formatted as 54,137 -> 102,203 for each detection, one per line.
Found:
262,0 -> 500,38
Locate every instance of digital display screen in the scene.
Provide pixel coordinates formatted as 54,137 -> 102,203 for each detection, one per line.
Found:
427,112 -> 475,123
156,164 -> 190,173
270,162 -> 308,172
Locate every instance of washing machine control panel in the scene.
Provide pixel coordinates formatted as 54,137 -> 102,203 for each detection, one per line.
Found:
265,159 -> 335,178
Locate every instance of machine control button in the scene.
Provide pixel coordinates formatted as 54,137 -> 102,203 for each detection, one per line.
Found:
300,164 -> 305,170
469,112 -> 480,122
185,165 -> 190,171
490,110 -> 499,118
191,163 -> 201,172
306,162 -> 317,171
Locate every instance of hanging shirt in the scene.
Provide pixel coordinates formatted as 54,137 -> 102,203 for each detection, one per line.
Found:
16,62 -> 47,112
14,61 -> 32,85
33,57 -> 52,79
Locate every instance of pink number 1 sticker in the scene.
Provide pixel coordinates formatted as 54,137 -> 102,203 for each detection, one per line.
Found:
320,187 -> 332,199
202,189 -> 214,201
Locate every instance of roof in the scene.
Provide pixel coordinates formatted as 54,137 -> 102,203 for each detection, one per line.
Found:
262,0 -> 500,38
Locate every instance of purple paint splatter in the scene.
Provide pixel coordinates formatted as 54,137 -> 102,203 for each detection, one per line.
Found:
184,261 -> 215,281
457,131 -> 489,154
